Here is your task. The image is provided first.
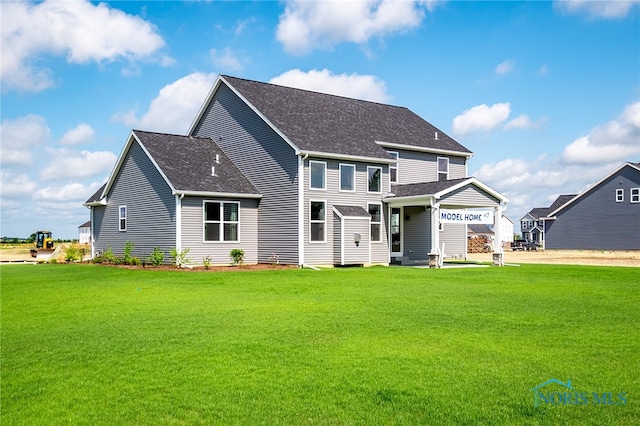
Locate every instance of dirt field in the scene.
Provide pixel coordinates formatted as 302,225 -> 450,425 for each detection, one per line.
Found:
467,249 -> 640,267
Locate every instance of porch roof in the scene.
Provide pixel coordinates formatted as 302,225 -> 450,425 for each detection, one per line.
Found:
333,205 -> 371,218
385,177 -> 508,205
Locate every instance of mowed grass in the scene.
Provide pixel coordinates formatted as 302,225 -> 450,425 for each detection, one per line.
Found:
1,264 -> 638,425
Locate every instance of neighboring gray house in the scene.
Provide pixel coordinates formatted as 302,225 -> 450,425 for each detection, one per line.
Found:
520,194 -> 575,247
86,75 -> 508,266
545,162 -> 640,250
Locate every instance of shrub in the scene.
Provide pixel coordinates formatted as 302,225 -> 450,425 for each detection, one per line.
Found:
170,247 -> 191,268
268,252 -> 280,265
123,241 -> 135,265
149,247 -> 164,267
65,246 -> 81,262
130,257 -> 141,266
102,246 -> 116,264
230,248 -> 245,266
202,256 -> 212,270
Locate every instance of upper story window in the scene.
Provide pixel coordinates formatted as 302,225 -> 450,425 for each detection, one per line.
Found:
204,201 -> 239,242
310,161 -> 326,190
339,164 -> 355,192
616,188 -> 624,202
368,166 -> 382,193
437,157 -> 449,181
119,206 -> 127,231
310,200 -> 326,242
631,188 -> 640,203
387,151 -> 398,184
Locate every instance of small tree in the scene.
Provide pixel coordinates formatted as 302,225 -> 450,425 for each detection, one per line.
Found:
230,248 -> 245,266
123,241 -> 135,265
149,247 -> 164,267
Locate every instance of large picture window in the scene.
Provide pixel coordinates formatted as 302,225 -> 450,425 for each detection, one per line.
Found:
310,201 -> 326,242
204,201 -> 239,242
310,161 -> 326,190
368,166 -> 382,193
340,164 -> 355,192
368,203 -> 381,242
119,205 -> 127,231
437,157 -> 449,181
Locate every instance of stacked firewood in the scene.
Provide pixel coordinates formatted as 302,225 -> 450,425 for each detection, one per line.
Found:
468,235 -> 492,253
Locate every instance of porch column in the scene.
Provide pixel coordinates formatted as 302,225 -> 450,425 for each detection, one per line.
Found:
492,203 -> 505,266
428,200 -> 440,268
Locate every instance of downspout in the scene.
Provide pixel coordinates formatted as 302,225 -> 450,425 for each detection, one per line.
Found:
176,193 -> 185,251
298,153 -> 308,267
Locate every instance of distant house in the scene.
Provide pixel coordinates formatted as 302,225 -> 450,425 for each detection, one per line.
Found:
545,162 -> 640,250
85,75 -> 508,266
78,221 -> 91,244
520,195 -> 575,247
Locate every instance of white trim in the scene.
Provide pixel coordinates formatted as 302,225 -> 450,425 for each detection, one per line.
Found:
548,162 -> 640,216
202,200 -> 240,243
386,151 -> 398,186
389,206 -> 403,256
375,140 -> 474,159
309,199 -> 327,243
367,166 -> 382,194
174,190 -> 261,199
631,188 -> 640,203
339,163 -> 356,192
175,194 -> 183,251
299,149 -> 396,164
309,160 -> 327,191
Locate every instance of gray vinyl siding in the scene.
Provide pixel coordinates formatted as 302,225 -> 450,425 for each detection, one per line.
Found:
440,223 -> 467,259
546,167 -> 640,250
394,149 -> 466,184
94,140 -> 176,260
403,206 -> 431,260
180,197 -> 259,264
340,218 -> 370,265
192,83 -> 299,264
440,185 -> 500,207
303,157 -> 389,265
333,213 -> 341,264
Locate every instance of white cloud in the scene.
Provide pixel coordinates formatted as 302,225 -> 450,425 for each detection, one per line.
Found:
269,69 -> 391,103
111,72 -> 217,134
495,60 -> 515,75
562,101 -> 640,164
1,0 -> 169,92
452,103 -> 511,135
276,0 -> 438,55
210,48 -> 244,72
59,123 -> 95,145
0,115 -> 51,166
554,0 -> 640,19
33,181 -> 103,202
0,172 -> 38,198
504,114 -> 548,131
39,149 -> 117,181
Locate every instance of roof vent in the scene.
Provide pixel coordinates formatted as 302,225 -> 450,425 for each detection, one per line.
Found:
211,166 -> 216,176
435,131 -> 439,140
215,154 -> 220,164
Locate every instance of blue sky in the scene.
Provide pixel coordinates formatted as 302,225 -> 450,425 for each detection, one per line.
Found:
1,0 -> 639,239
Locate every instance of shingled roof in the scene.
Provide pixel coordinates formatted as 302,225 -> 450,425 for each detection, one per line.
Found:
134,130 -> 260,196
219,75 -> 472,160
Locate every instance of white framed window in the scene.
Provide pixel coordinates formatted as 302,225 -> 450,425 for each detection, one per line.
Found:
309,160 -> 326,190
203,201 -> 239,242
339,163 -> 355,192
367,166 -> 382,193
368,203 -> 382,242
437,157 -> 449,181
118,205 -> 127,231
387,151 -> 398,184
631,188 -> 640,203
310,200 -> 326,242
616,188 -> 624,203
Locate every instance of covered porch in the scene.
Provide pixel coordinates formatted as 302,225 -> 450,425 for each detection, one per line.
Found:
384,178 -> 509,267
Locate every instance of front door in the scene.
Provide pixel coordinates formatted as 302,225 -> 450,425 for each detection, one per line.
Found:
390,207 -> 402,255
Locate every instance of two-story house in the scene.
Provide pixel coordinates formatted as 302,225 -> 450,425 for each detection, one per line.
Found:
520,195 -> 575,247
85,75 -> 508,267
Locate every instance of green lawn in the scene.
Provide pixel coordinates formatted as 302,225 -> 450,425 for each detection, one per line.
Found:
1,264 -> 638,425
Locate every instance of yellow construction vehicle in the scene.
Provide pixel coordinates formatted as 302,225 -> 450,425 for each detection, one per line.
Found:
30,230 -> 55,260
